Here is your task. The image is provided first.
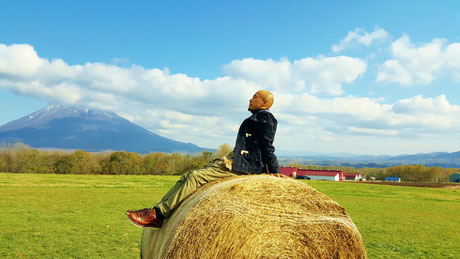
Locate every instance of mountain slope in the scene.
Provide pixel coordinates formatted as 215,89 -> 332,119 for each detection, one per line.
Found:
0,105 -> 206,153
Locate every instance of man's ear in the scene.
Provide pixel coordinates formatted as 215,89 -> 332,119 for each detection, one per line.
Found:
263,99 -> 270,108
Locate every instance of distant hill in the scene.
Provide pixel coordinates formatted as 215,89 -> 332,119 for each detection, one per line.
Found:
0,105 -> 207,154
279,151 -> 460,168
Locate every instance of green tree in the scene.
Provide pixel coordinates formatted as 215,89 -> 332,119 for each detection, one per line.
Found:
201,151 -> 213,164
213,143 -> 233,159
109,151 -> 143,175
143,153 -> 171,175
16,148 -> 41,173
54,154 -> 75,174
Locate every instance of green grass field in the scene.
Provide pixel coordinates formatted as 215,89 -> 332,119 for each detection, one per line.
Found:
0,173 -> 458,258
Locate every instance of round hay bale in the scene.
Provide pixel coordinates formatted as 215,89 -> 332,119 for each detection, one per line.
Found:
141,175 -> 366,258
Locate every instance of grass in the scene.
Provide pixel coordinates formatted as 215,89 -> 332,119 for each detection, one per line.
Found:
0,173 -> 459,258
305,180 -> 460,258
0,173 -> 178,258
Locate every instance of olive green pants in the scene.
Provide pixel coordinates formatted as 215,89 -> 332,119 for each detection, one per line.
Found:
155,154 -> 240,218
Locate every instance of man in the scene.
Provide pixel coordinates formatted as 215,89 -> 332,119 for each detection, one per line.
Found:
126,90 -> 285,228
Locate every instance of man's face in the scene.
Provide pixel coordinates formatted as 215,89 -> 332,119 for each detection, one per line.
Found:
249,92 -> 265,111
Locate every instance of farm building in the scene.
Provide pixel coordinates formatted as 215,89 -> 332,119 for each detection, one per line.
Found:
280,167 -> 345,181
297,169 -> 344,181
450,173 -> 460,182
385,177 -> 401,182
280,167 -> 298,178
345,173 -> 364,181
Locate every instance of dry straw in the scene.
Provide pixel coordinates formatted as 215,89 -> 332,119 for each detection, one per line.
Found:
141,175 -> 366,258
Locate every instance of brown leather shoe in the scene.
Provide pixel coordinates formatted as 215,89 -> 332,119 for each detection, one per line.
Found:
126,208 -> 163,228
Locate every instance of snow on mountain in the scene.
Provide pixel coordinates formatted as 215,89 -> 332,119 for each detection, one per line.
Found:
0,105 -> 117,131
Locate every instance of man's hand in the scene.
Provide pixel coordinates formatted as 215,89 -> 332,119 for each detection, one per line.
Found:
271,173 -> 289,179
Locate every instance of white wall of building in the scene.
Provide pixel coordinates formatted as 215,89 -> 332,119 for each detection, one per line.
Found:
306,174 -> 339,181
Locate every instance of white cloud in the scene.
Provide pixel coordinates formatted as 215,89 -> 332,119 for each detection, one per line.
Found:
320,136 -> 335,142
332,28 -> 389,52
293,56 -> 367,95
347,127 -> 399,136
377,36 -> 445,85
377,35 -> 460,85
1,43 -> 460,155
445,43 -> 460,81
0,44 -> 45,77
224,56 -> 366,95
273,92 -> 460,146
273,94 -> 460,153
392,95 -> 456,114
223,57 -> 292,89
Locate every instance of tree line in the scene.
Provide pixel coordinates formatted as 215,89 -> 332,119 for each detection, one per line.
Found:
1,143 -> 457,182
0,143 -> 233,175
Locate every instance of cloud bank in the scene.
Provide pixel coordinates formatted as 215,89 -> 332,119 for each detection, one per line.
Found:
1,33 -> 460,155
224,56 -> 366,95
377,35 -> 460,85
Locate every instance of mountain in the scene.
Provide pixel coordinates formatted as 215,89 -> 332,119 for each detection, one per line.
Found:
0,105 -> 207,154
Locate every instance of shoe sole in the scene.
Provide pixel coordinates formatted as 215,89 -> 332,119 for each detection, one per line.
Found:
126,212 -> 144,228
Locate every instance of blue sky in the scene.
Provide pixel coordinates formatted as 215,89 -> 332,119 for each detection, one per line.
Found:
1,1 -> 460,155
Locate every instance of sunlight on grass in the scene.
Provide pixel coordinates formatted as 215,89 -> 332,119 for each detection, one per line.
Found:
1,173 -> 459,258
306,181 -> 460,258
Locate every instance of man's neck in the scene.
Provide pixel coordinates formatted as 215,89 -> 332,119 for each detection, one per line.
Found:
249,109 -> 267,114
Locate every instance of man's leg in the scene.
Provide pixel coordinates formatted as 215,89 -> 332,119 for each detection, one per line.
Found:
155,163 -> 238,218
127,157 -> 238,227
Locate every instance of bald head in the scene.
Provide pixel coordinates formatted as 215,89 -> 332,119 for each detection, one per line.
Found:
248,90 -> 274,111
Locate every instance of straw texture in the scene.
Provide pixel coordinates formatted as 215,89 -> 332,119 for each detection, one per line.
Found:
141,175 -> 366,259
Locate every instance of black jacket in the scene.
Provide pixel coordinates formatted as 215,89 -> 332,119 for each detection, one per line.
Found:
232,109 -> 281,174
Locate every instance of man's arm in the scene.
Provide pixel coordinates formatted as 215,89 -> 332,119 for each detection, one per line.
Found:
258,115 -> 281,174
